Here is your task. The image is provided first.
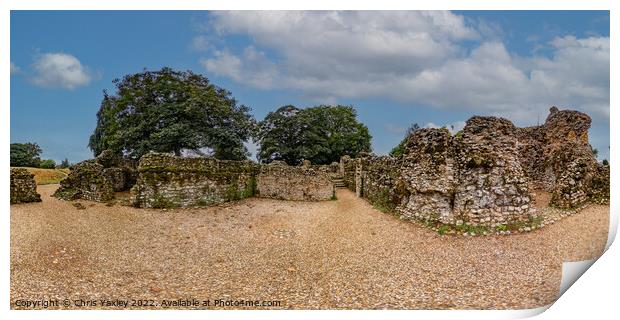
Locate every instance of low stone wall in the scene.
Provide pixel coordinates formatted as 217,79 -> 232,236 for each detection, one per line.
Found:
53,150 -> 136,202
340,154 -> 403,207
54,152 -> 339,207
10,168 -> 41,204
53,161 -> 115,202
358,155 -> 402,212
256,161 -> 336,201
340,155 -> 356,191
130,153 -> 259,208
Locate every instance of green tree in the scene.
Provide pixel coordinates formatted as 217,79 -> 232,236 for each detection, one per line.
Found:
88,68 -> 255,160
59,158 -> 70,169
389,123 -> 420,157
591,146 -> 599,158
40,159 -> 56,169
256,105 -> 371,165
10,142 -> 42,167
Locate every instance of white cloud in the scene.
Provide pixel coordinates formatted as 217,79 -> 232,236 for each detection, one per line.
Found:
208,11 -> 477,82
190,35 -> 211,51
198,11 -> 609,124
200,46 -> 277,90
10,62 -> 20,75
31,53 -> 92,90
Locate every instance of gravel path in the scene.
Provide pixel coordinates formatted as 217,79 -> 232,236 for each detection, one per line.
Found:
11,185 -> 609,309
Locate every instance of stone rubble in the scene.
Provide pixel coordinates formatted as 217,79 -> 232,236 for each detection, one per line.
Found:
53,150 -> 136,202
10,168 -> 41,204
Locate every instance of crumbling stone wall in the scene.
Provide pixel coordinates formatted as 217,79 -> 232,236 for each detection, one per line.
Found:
53,150 -> 136,202
53,160 -> 115,202
341,106 -> 606,230
395,119 -> 535,227
340,155 -> 356,191
516,107 -> 603,208
451,117 -> 535,225
130,153 -> 259,208
10,168 -> 41,204
357,155 -> 403,212
588,163 -> 610,204
397,128 -> 456,222
256,160 -> 336,201
340,154 -> 402,205
103,167 -> 128,192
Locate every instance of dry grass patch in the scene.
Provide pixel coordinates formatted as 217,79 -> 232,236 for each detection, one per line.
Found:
15,167 -> 69,185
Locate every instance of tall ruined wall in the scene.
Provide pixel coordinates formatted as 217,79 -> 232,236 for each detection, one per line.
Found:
516,107 -> 602,208
343,106 -> 605,231
451,117 -> 534,225
397,128 -> 455,222
130,153 -> 259,208
10,168 -> 41,204
395,119 -> 535,227
256,161 -> 336,201
344,122 -> 535,227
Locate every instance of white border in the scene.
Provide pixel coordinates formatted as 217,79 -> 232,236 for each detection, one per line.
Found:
2,1 -> 616,319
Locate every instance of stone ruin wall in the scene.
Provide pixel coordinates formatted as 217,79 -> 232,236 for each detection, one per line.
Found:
588,164 -> 610,204
355,154 -> 403,212
256,160 -> 337,201
128,153 -> 338,208
53,150 -> 136,202
130,153 -> 260,208
10,168 -> 41,204
48,107 -> 608,219
516,107 -> 608,208
341,107 -> 609,228
340,155 -> 357,191
450,116 -> 535,225
341,121 -> 536,227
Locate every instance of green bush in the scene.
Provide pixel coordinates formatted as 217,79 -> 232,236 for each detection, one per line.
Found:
40,159 -> 56,169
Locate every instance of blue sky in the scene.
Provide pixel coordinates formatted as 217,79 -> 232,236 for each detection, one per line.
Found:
10,11 -> 610,163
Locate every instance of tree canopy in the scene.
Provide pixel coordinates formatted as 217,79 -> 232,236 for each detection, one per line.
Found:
40,159 -> 56,169
88,68 -> 255,160
59,158 -> 70,169
10,142 -> 42,167
256,105 -> 371,165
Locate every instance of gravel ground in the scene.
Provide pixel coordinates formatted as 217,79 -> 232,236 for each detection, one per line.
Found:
11,185 -> 609,310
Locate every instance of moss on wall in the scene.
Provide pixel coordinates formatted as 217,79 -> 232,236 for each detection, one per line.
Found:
130,153 -> 260,208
